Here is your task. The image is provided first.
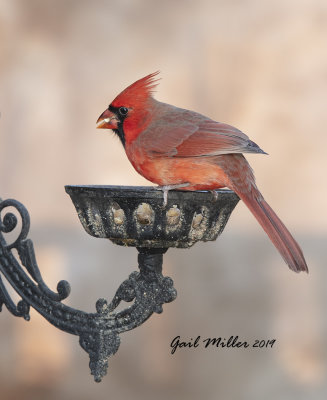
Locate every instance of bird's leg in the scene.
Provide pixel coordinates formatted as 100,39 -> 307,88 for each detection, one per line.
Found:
210,190 -> 219,201
156,183 -> 190,207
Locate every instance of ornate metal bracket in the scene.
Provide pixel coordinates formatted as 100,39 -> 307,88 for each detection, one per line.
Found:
0,199 -> 176,381
0,187 -> 239,381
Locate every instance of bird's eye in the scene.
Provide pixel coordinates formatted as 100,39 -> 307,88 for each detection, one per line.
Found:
119,107 -> 128,116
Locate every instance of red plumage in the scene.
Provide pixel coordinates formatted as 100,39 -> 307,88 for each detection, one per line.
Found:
97,72 -> 308,273
111,71 -> 160,109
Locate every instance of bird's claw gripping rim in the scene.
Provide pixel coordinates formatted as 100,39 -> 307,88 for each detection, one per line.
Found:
155,183 -> 190,207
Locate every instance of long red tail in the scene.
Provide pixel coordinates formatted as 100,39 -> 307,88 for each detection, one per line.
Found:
234,185 -> 308,273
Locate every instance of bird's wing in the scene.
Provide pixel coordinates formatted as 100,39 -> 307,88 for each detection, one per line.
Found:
140,108 -> 266,158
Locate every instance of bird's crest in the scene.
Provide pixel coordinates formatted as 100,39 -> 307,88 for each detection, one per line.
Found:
111,71 -> 160,108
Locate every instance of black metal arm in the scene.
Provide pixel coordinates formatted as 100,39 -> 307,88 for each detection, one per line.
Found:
0,198 -> 176,382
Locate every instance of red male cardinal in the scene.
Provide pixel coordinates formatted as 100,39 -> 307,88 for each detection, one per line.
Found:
97,72 -> 308,273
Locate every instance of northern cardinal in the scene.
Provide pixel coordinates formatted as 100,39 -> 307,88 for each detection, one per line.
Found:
97,72 -> 308,273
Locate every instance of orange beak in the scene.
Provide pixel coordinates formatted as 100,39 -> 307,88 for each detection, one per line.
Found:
96,109 -> 119,129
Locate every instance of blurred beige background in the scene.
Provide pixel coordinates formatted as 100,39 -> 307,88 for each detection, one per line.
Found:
0,0 -> 326,399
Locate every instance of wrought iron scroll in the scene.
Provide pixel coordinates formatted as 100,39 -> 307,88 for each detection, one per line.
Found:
0,198 -> 177,382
